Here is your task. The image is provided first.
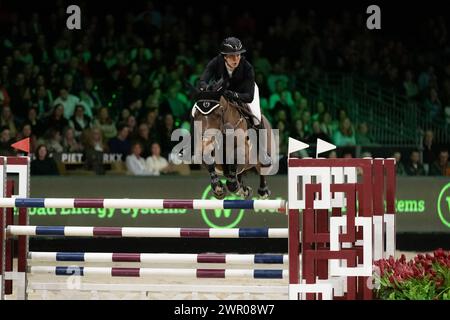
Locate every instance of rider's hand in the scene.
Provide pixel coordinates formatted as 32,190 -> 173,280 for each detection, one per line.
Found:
224,90 -> 240,100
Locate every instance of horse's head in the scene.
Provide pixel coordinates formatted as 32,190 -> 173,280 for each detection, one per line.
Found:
191,79 -> 229,133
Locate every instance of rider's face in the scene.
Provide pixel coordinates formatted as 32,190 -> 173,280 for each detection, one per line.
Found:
224,54 -> 241,70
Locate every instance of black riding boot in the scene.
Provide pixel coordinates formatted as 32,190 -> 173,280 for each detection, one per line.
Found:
256,122 -> 272,167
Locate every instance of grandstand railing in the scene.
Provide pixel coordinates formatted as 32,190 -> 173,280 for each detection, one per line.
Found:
297,72 -> 449,146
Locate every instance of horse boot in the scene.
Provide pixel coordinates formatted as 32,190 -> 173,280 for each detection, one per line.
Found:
225,164 -> 240,194
208,164 -> 226,199
256,122 -> 272,167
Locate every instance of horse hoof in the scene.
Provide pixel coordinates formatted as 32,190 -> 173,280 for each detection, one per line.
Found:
213,187 -> 227,199
212,183 -> 227,199
237,186 -> 253,199
258,187 -> 271,199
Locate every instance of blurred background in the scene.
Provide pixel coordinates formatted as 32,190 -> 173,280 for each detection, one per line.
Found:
0,0 -> 448,177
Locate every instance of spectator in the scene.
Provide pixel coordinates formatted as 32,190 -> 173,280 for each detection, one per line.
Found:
301,111 -> 312,135
8,73 -> 31,120
82,127 -> 109,175
159,113 -> 177,158
78,77 -> 100,118
31,84 -> 53,118
69,104 -> 92,138
405,150 -> 426,176
145,142 -> 169,175
428,150 -> 450,176
333,118 -> 356,146
30,144 -> 59,175
307,120 -> 331,144
124,74 -> 146,113
41,128 -> 63,154
0,105 -> 17,137
276,120 -> 289,156
120,108 -> 131,124
327,150 -> 338,158
0,79 -> 10,107
423,88 -> 442,122
269,80 -> 294,113
82,126 -> 107,152
392,151 -> 407,176
403,70 -> 419,101
355,122 -> 375,146
108,123 -> 131,161
24,107 -> 44,137
291,119 -> 307,142
126,141 -> 152,175
163,85 -> 189,121
127,115 -> 138,138
62,127 -> 83,153
16,123 -> 37,153
93,106 -> 117,140
0,127 -> 15,155
135,122 -> 151,158
422,129 -> 439,172
320,111 -> 334,138
53,38 -> 71,65
312,101 -> 326,122
45,104 -> 69,134
52,88 -> 80,119
144,108 -> 160,142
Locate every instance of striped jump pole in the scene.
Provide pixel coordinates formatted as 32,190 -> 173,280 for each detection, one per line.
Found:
28,266 -> 288,279
28,252 -> 288,265
8,226 -> 288,238
0,198 -> 286,211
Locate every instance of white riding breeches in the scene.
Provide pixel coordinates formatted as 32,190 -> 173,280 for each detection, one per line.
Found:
248,83 -> 261,125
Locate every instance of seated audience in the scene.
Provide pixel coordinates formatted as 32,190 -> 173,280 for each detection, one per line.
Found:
428,149 -> 450,176
146,142 -> 169,176
126,141 -> 152,175
30,144 -> 59,175
405,150 -> 426,176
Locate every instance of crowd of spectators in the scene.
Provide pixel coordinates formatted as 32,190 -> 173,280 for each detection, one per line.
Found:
0,2 -> 448,176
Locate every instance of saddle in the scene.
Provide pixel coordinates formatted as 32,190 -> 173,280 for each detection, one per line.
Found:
231,100 -> 259,130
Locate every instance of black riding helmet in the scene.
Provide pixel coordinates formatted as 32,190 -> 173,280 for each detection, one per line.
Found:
220,37 -> 246,55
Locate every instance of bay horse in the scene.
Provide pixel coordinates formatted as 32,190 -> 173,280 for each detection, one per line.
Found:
191,87 -> 274,200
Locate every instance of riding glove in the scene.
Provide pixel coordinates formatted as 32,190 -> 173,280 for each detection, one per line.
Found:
224,90 -> 240,101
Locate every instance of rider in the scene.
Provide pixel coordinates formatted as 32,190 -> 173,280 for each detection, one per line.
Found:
198,37 -> 272,166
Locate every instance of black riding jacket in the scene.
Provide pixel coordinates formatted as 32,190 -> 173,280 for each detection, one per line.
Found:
199,55 -> 255,103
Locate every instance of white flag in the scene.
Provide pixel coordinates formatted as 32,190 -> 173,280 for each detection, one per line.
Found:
316,138 -> 336,157
288,137 -> 309,156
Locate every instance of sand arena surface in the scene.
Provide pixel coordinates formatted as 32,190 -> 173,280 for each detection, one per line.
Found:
4,251 -> 421,300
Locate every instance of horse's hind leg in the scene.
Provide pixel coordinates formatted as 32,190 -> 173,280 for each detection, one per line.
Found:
258,174 -> 271,199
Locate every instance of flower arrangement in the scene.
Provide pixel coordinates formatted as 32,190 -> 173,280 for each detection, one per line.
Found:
373,249 -> 450,300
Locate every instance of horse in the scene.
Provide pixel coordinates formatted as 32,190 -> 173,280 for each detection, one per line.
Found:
190,86 -> 274,200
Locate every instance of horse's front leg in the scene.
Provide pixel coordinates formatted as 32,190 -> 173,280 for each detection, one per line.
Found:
225,163 -> 240,194
207,164 -> 226,199
236,173 -> 253,199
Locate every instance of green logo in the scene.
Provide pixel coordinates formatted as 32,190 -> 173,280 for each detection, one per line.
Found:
437,182 -> 450,228
200,180 -> 245,229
